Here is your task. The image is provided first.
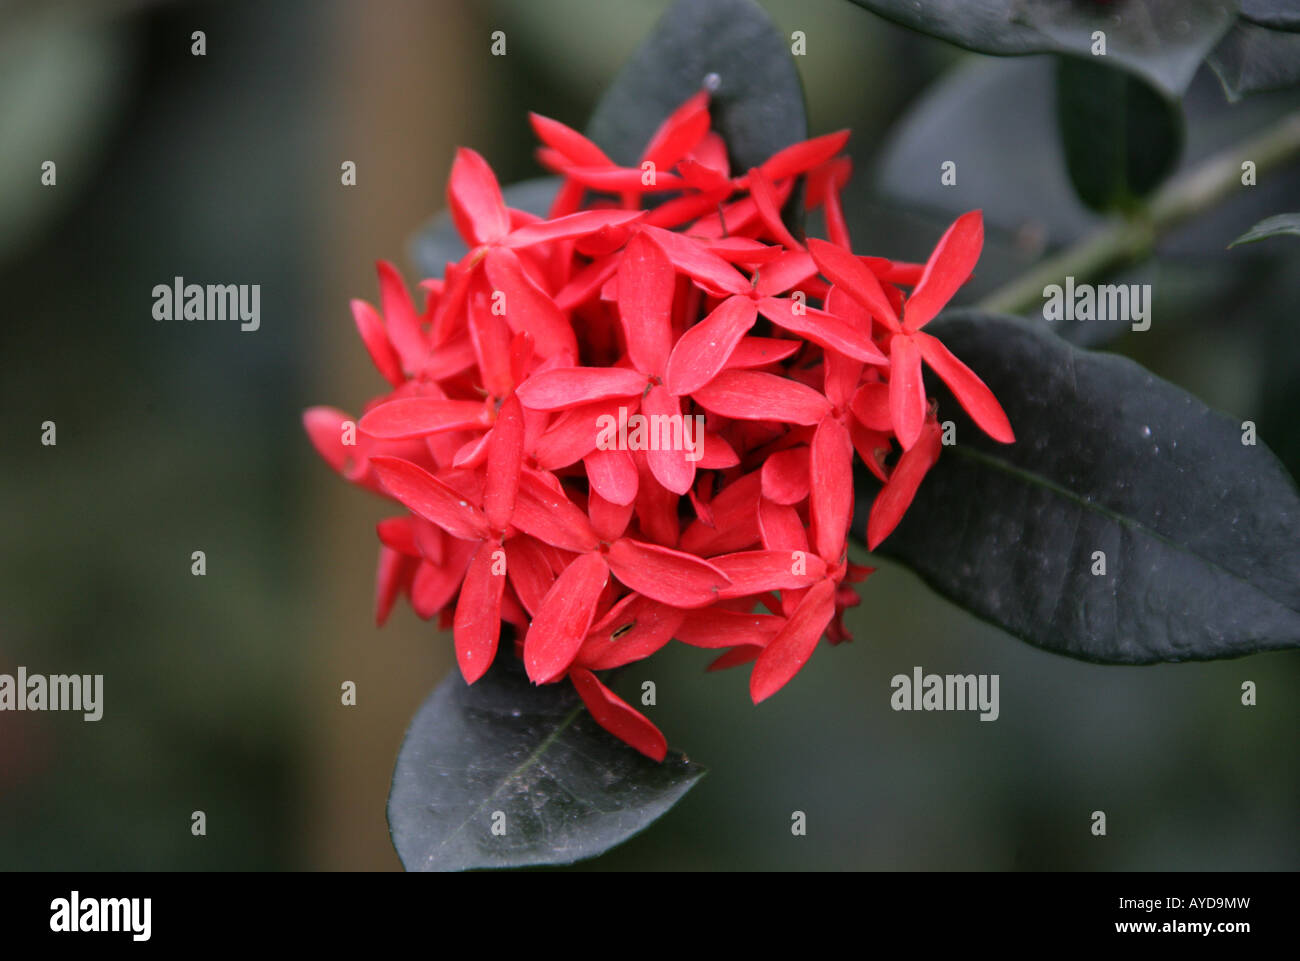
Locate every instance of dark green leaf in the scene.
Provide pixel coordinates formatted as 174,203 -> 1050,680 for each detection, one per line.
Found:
1230,212 -> 1300,246
586,0 -> 807,173
388,658 -> 705,872
1209,21 -> 1300,100
845,0 -> 1236,99
409,177 -> 559,279
1240,0 -> 1300,32
1055,57 -> 1183,211
857,311 -> 1300,664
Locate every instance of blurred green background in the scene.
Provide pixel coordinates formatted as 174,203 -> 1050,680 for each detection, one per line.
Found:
1,0 -> 1296,871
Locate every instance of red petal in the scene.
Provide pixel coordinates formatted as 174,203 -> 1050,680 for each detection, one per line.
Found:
376,515 -> 420,557
915,331 -> 1014,443
758,498 -> 809,553
641,225 -> 750,294
905,210 -> 983,331
706,237 -> 785,266
584,447 -> 639,507
512,469 -> 600,553
679,470 -> 762,555
374,546 -> 413,626
452,431 -> 491,470
577,594 -> 684,671
760,446 -> 810,505
823,349 -> 865,410
688,484 -> 714,526
642,90 -> 711,171
515,367 -> 646,411
747,168 -> 802,250
606,538 -> 731,608
665,296 -> 757,396
724,336 -> 802,369
351,298 -> 405,388
482,247 -> 578,361
561,166 -> 684,192
850,381 -> 892,432
587,486 -> 634,542
860,256 -> 925,287
369,456 -> 489,541
569,668 -> 667,761
678,157 -> 733,193
707,646 -> 763,671
758,130 -> 850,182
303,406 -> 360,477
376,261 -> 429,374
632,455 -> 682,547
447,147 -> 509,245
692,370 -> 832,426
807,237 -> 900,331
524,552 -> 608,683
642,385 -> 698,495
676,608 -> 785,648
528,112 -> 612,167
453,541 -> 505,683
358,397 -> 488,440
419,331 -> 478,381
534,397 -> 630,470
756,298 -> 887,365
617,231 -> 675,376
697,430 -> 741,468
753,250 -> 818,297
409,539 -> 476,618
466,278 -> 514,398
810,416 -> 853,562
502,209 -> 643,248
888,334 -> 927,451
504,536 -> 557,617
749,579 -> 836,703
712,549 -> 826,597
555,254 -> 620,313
867,420 -> 942,549
483,393 -> 525,531
823,188 -> 851,250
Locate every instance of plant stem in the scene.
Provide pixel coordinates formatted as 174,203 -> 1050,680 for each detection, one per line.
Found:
977,111 -> 1300,316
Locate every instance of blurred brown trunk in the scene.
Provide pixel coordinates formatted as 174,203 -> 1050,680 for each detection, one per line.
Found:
302,0 -> 491,871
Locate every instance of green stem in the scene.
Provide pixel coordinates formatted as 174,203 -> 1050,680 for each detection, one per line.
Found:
977,111 -> 1300,317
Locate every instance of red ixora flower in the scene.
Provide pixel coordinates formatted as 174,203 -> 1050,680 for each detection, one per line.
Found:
304,91 -> 1013,761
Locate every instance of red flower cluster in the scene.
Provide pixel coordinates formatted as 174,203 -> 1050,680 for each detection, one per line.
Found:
305,92 -> 1013,761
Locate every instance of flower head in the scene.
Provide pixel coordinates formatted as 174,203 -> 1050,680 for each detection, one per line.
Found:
305,92 -> 1013,760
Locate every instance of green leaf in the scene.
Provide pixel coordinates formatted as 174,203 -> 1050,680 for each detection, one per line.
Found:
1209,21 -> 1300,101
1240,0 -> 1300,33
1230,212 -> 1300,245
857,311 -> 1300,664
845,0 -> 1236,99
1055,56 -> 1183,212
410,177 -> 559,279
586,0 -> 807,173
388,657 -> 706,872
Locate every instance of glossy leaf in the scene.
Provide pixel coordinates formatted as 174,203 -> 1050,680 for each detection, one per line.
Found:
1230,212 -> 1300,246
1209,21 -> 1300,101
1240,0 -> 1300,32
389,657 -> 705,871
858,311 -> 1300,663
845,0 -> 1236,100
